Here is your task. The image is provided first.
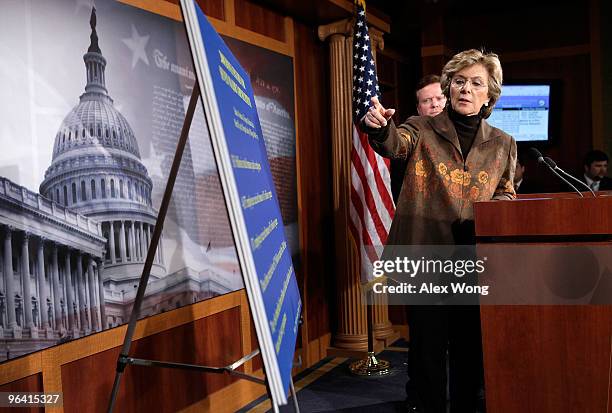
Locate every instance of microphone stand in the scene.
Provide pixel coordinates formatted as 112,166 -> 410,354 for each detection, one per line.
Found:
534,157 -> 583,197
544,164 -> 583,197
546,161 -> 597,197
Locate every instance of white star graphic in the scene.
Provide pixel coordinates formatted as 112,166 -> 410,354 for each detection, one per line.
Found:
122,24 -> 150,69
359,66 -> 365,72
365,90 -> 372,96
356,32 -> 362,38
359,10 -> 365,16
357,21 -> 363,27
362,44 -> 369,51
367,79 -> 373,86
360,55 -> 367,61
368,69 -> 374,75
365,34 -> 370,41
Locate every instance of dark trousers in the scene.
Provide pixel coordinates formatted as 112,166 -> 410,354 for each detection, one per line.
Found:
406,305 -> 485,413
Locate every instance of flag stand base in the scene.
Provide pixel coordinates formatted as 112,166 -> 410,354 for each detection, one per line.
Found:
349,351 -> 391,376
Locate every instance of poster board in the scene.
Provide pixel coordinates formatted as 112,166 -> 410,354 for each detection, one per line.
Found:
180,0 -> 302,406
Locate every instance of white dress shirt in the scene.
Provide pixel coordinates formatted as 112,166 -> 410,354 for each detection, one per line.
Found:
584,174 -> 599,191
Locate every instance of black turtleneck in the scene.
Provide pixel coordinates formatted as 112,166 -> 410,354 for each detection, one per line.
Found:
448,106 -> 482,158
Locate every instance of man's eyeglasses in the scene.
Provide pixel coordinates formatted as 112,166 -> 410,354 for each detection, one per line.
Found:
451,77 -> 487,90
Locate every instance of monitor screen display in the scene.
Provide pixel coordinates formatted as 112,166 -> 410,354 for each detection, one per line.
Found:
488,84 -> 551,142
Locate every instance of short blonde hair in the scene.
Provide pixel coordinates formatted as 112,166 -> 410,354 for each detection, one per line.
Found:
440,49 -> 503,118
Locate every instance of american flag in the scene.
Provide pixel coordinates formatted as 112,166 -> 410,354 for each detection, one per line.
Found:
350,0 -> 395,282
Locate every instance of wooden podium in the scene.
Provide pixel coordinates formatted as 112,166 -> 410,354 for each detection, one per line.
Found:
474,193 -> 612,413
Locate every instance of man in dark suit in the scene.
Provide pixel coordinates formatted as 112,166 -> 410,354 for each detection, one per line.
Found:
582,150 -> 612,191
514,151 -> 541,194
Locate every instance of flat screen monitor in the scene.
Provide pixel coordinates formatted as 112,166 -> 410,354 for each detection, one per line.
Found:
488,83 -> 553,143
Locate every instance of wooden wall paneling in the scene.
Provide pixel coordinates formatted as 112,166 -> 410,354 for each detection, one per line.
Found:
0,373 -> 44,413
119,0 -> 182,20
234,0 -> 286,42
589,0 -> 604,151
499,45 -> 590,63
197,0 -> 226,20
446,3 -> 589,52
122,0 -> 293,57
209,15 -> 291,57
177,371 -> 266,413
0,291 -> 246,408
223,0 -> 235,25
160,0 -> 225,20
41,348 -> 63,413
599,0 -> 612,158
376,53 -> 395,86
61,308 -> 241,413
293,20 -> 334,366
419,1 -> 450,76
239,289 -> 254,374
0,352 -> 42,385
378,53 -> 398,116
326,0 -> 390,33
250,319 -> 264,372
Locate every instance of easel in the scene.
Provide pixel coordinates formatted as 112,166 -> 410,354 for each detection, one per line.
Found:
106,84 -> 300,413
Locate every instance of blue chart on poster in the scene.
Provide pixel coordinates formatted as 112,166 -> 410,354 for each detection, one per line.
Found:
181,0 -> 301,405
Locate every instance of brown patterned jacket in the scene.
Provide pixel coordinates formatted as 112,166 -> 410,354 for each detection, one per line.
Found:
367,109 -> 516,245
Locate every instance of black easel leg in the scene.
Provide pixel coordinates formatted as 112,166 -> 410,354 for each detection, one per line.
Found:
106,83 -> 201,413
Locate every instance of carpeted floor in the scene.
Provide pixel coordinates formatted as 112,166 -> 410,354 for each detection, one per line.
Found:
239,340 -> 411,413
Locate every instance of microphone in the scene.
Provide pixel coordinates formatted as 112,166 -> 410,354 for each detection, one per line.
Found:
528,148 -> 584,197
528,147 -> 545,164
543,157 -> 596,197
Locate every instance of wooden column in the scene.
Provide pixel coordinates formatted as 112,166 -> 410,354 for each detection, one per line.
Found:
319,19 -> 367,352
318,19 -> 395,353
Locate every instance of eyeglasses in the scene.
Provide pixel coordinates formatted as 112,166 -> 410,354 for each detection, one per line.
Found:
451,77 -> 487,90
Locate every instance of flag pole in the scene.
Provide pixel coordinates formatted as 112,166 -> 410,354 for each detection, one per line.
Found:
349,284 -> 391,376
347,0 -> 392,376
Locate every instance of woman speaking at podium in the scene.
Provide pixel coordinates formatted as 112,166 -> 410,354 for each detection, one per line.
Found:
362,49 -> 516,413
